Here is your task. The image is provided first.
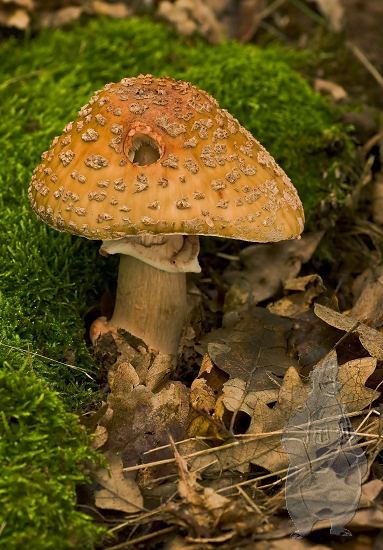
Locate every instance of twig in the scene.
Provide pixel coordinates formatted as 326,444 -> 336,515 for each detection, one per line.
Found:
186,531 -> 236,544
143,436 -> 211,456
76,504 -> 119,522
27,343 -> 33,370
105,526 -> 176,550
215,252 -> 240,261
356,408 -> 377,433
237,486 -> 263,514
0,340 -> 94,380
218,466 -> 289,494
108,501 -> 176,533
349,155 -> 374,210
364,131 -> 383,153
347,41 -> 383,91
123,439 -> 243,473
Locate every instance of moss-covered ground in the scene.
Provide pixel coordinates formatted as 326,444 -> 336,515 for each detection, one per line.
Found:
0,361 -> 106,549
0,15 -> 358,548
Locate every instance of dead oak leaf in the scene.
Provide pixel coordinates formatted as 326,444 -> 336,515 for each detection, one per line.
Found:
190,367 -> 306,475
314,303 -> 383,359
222,378 -> 279,416
197,307 -> 299,393
245,366 -> 308,472
224,231 -> 324,304
189,307 -> 298,440
100,379 -> 190,484
350,265 -> 383,328
191,353 -> 379,476
170,436 -> 230,535
267,274 -> 325,318
337,357 -> 379,412
93,449 -> 143,513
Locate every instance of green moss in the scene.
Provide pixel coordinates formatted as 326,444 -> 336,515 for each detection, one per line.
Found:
0,361 -> 106,549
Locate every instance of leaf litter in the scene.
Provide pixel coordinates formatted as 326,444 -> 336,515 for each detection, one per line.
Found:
88,281 -> 383,547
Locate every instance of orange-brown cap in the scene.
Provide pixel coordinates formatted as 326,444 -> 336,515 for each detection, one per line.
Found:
29,75 -> 304,242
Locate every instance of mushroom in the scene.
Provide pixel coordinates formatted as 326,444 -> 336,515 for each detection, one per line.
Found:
29,75 -> 304,359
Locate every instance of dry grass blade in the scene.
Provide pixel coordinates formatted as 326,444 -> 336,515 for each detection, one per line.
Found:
0,70 -> 46,90
347,41 -> 383,90
0,340 -> 94,379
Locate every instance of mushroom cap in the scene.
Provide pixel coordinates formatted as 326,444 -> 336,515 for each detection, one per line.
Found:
29,75 -> 304,243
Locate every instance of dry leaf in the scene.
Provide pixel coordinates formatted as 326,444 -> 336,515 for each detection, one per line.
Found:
191,349 -> 379,476
0,7 -> 29,28
93,449 -> 143,513
109,361 -> 139,396
2,0 -> 34,8
158,0 -> 223,43
313,0 -> 344,31
224,232 -> 324,304
92,425 -> 108,450
223,279 -> 251,313
170,436 -> 230,535
359,479 -> 383,507
93,329 -> 155,385
197,307 -> 299,393
93,0 -> 131,18
103,379 -> 190,477
350,265 -> 383,328
146,353 -> 173,390
255,505 -> 383,539
163,535 -> 191,550
222,378 -> 279,416
268,274 -> 325,318
190,377 -> 217,413
189,307 -> 298,439
337,357 -> 379,412
251,539 -> 329,550
188,377 -> 226,439
41,6 -> 84,28
314,303 -> 383,359
314,78 -> 347,101
348,507 -> 383,529
190,366 -> 306,475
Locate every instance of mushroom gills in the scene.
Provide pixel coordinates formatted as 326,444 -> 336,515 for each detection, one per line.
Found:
128,135 -> 161,166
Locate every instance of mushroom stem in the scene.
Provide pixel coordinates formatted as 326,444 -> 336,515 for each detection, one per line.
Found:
107,254 -> 187,356
90,234 -> 201,357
